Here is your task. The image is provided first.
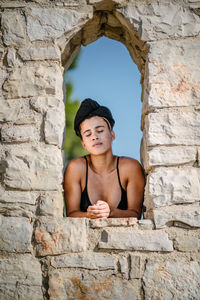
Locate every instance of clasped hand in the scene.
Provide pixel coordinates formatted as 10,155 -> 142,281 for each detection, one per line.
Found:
87,200 -> 110,218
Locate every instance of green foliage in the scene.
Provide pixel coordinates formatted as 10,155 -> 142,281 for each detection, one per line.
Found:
63,51 -> 88,162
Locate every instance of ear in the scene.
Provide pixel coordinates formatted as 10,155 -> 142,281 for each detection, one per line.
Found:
111,130 -> 115,141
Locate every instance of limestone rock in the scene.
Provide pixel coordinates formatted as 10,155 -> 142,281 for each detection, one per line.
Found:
89,217 -> 137,228
4,146 -> 63,190
44,106 -> 65,147
98,229 -> 173,252
0,254 -> 43,300
1,125 -> 37,143
48,270 -> 137,300
144,146 -> 197,169
118,256 -> 128,279
18,45 -> 61,61
143,39 -> 200,110
119,3 -> 200,41
152,205 -> 200,228
130,255 -> 143,279
1,11 -> 26,46
51,252 -> 116,270
0,99 -> 20,122
30,96 -> 63,114
0,68 -> 8,98
3,65 -> 63,99
174,235 -> 200,252
0,186 -> 38,205
38,191 -> 63,217
26,8 -> 92,41
145,109 -> 200,146
143,259 -> 200,299
34,217 -> 88,256
0,215 -> 32,253
145,167 -> 200,208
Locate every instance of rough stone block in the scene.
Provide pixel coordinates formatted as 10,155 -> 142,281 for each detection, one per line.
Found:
34,217 -> 88,256
51,253 -> 116,270
118,256 -> 128,279
130,255 -> 142,279
152,205 -> 200,229
145,167 -> 200,208
90,217 -> 137,228
143,259 -> 200,300
0,99 -> 20,122
137,219 -> 155,230
0,186 -> 38,205
4,146 -> 63,190
3,65 -> 63,99
1,125 -> 37,142
26,8 -> 92,41
44,106 -> 65,147
118,3 -> 200,41
144,146 -> 197,170
1,11 -> 26,46
143,38 -> 200,109
0,68 -> 8,98
98,229 -> 173,252
0,254 -> 43,300
0,215 -> 32,253
18,45 -> 61,61
38,191 -> 63,217
174,235 -> 200,252
48,270 -> 137,300
145,109 -> 200,146
30,96 -> 63,114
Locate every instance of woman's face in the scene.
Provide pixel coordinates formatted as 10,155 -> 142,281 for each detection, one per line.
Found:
80,116 -> 115,155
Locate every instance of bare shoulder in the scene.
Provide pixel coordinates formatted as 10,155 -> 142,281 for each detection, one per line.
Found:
64,156 -> 86,179
119,156 -> 143,172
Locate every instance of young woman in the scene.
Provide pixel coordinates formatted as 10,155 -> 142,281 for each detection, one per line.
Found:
64,98 -> 145,219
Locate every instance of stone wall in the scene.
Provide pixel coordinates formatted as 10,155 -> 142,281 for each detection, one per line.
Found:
0,0 -> 200,299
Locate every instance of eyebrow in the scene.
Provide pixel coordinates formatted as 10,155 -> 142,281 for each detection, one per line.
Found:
83,125 -> 105,135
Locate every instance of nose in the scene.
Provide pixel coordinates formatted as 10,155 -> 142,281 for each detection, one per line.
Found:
91,132 -> 98,140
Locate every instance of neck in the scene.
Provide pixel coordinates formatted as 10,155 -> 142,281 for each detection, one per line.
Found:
89,151 -> 116,174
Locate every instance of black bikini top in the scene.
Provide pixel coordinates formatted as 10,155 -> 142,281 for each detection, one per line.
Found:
80,156 -> 128,212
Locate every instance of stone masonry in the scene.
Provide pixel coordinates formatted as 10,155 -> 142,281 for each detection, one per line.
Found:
0,0 -> 200,299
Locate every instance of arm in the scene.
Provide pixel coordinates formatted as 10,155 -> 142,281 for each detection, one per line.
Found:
109,159 -> 145,219
64,159 -> 88,218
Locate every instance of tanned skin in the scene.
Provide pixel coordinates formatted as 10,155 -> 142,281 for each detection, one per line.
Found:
64,116 -> 145,219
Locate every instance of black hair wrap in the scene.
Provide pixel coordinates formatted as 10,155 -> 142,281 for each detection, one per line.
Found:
74,98 -> 115,137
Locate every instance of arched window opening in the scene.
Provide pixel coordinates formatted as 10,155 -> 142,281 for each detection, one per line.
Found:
64,36 -> 142,163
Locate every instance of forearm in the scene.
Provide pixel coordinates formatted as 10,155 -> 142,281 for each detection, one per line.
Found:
109,207 -> 140,219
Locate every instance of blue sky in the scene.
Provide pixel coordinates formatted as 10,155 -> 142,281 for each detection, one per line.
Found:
65,36 -> 143,162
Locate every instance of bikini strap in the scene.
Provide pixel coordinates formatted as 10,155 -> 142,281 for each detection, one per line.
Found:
117,156 -> 123,190
84,156 -> 88,188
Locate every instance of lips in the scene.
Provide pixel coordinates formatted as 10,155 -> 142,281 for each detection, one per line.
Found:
93,142 -> 103,147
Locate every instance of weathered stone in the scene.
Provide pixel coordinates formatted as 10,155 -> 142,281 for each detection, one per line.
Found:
153,205 -> 200,228
34,217 -> 88,256
38,191 -> 63,217
18,45 -> 61,61
4,146 -> 63,190
3,65 -> 63,99
1,124 -> 37,142
89,217 -> 137,228
174,235 -> 200,252
44,106 -> 65,147
49,270 -> 137,300
51,252 -> 116,270
137,219 -> 155,230
143,259 -> 200,299
0,186 -> 38,205
0,215 -> 32,253
145,109 -> 200,146
145,167 -> 200,208
26,8 -> 92,42
144,146 -> 197,170
98,229 -> 173,252
143,39 -> 200,109
0,254 -> 43,300
30,96 -> 63,114
0,99 -> 20,122
1,11 -> 27,46
0,68 -> 8,98
118,256 -> 128,279
0,202 -> 36,218
119,3 -> 200,41
130,255 -> 142,279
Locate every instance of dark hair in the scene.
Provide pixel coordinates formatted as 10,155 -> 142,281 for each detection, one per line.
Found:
74,98 -> 115,137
